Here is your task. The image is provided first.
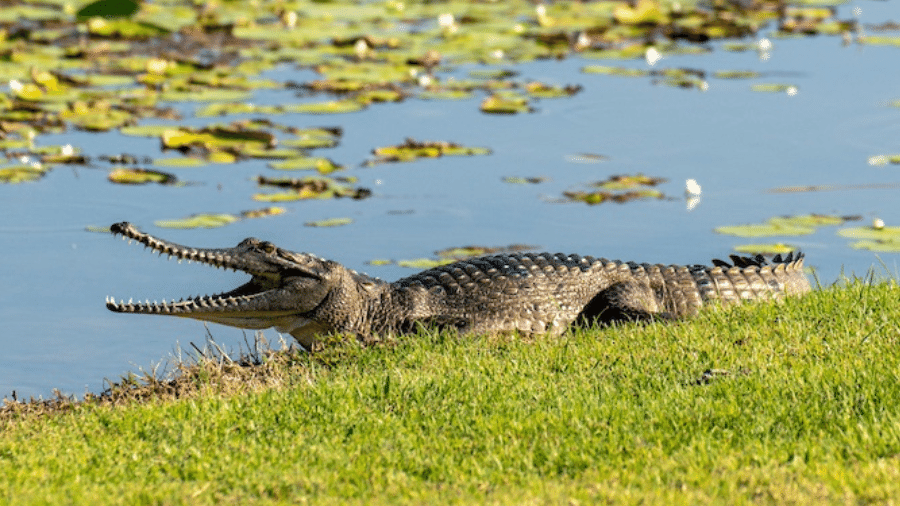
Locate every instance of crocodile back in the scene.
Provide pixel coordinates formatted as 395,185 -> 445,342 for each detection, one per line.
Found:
386,252 -> 810,336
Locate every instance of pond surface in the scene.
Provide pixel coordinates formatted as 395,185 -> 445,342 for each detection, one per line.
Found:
2,1 -> 899,398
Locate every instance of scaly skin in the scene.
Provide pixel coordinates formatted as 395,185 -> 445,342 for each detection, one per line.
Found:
106,222 -> 811,349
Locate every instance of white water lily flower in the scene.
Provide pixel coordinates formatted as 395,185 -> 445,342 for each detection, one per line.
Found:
645,47 -> 661,66
685,179 -> 702,196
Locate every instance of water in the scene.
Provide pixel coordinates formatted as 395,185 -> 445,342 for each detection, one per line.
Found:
3,4 -> 900,398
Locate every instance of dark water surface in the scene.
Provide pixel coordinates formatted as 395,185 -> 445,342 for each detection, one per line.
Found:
3,2 -> 899,398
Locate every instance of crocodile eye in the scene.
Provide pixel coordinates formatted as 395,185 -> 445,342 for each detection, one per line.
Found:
260,241 -> 276,254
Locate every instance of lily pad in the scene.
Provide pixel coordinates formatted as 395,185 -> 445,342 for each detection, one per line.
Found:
397,258 -> 456,269
733,243 -> 798,255
593,174 -> 666,191
714,70 -> 761,79
524,82 -> 582,99
480,92 -> 532,114
751,83 -> 798,94
153,157 -> 207,167
564,189 -> 664,205
253,175 -> 371,201
581,65 -> 649,77
154,214 -> 239,229
269,157 -> 344,174
503,176 -> 549,184
715,214 -> 850,237
154,207 -> 284,229
304,217 -> 353,227
108,168 -> 177,185
367,138 -> 491,165
839,224 -> 900,251
290,100 -> 367,115
280,128 -> 342,150
0,165 -> 47,183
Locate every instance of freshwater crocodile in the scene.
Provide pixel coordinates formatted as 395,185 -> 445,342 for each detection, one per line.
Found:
106,222 -> 811,349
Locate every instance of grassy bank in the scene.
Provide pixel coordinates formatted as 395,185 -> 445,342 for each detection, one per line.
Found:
2,280 -> 900,505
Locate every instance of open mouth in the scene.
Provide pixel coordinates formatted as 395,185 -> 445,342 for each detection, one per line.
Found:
105,222 -> 279,316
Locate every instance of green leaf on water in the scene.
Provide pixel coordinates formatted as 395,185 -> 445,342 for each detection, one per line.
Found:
281,128 -> 342,150
108,168 -> 177,185
153,157 -> 207,167
397,258 -> 456,269
290,100 -> 367,115
503,176 -> 549,184
480,92 -> 532,114
751,83 -> 798,94
581,65 -> 649,77
155,214 -> 239,229
368,138 -> 491,165
253,175 -> 371,201
120,125 -> 174,137
418,89 -> 475,101
715,222 -> 814,237
593,174 -> 666,190
0,165 -> 47,183
524,82 -> 582,99
733,243 -> 797,255
304,217 -> 353,227
714,70 -> 761,79
269,157 -> 344,174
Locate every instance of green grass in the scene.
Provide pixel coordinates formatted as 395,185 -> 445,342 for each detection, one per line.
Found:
3,280 -> 900,504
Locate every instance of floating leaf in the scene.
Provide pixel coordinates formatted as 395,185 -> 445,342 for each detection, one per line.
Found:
581,65 -> 649,77
160,125 -> 276,152
566,153 -> 609,164
838,226 -> 900,241
0,165 -> 47,183
397,258 -> 455,269
503,176 -> 549,184
269,157 -> 344,174
153,157 -> 207,167
120,125 -> 174,137
367,138 -> 491,165
281,128 -> 342,150
733,243 -> 797,255
254,175 -> 371,201
840,224 -> 900,251
614,0 -> 667,25
418,89 -> 475,100
108,168 -> 177,185
480,92 -> 532,114
290,100 -> 366,115
564,189 -> 664,205
154,207 -> 282,229
714,214 -> 849,238
524,82 -> 582,99
240,207 -> 286,219
155,214 -> 239,229
714,70 -> 761,79
867,154 -> 900,166
751,83 -> 798,94
305,217 -> 353,227
593,174 -> 666,190
158,88 -> 251,103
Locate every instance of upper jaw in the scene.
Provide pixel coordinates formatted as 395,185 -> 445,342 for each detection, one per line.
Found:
106,222 -> 316,317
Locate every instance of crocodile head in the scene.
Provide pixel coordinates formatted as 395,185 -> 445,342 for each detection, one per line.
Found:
106,222 -> 364,343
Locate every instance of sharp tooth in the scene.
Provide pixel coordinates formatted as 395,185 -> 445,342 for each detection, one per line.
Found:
128,298 -> 133,304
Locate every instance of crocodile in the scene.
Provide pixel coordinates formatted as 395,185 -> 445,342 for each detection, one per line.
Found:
106,222 -> 811,349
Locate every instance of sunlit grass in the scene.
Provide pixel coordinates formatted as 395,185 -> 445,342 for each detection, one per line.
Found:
2,280 -> 900,504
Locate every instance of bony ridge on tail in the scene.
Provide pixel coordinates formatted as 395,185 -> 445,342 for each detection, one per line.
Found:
106,222 -> 811,349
